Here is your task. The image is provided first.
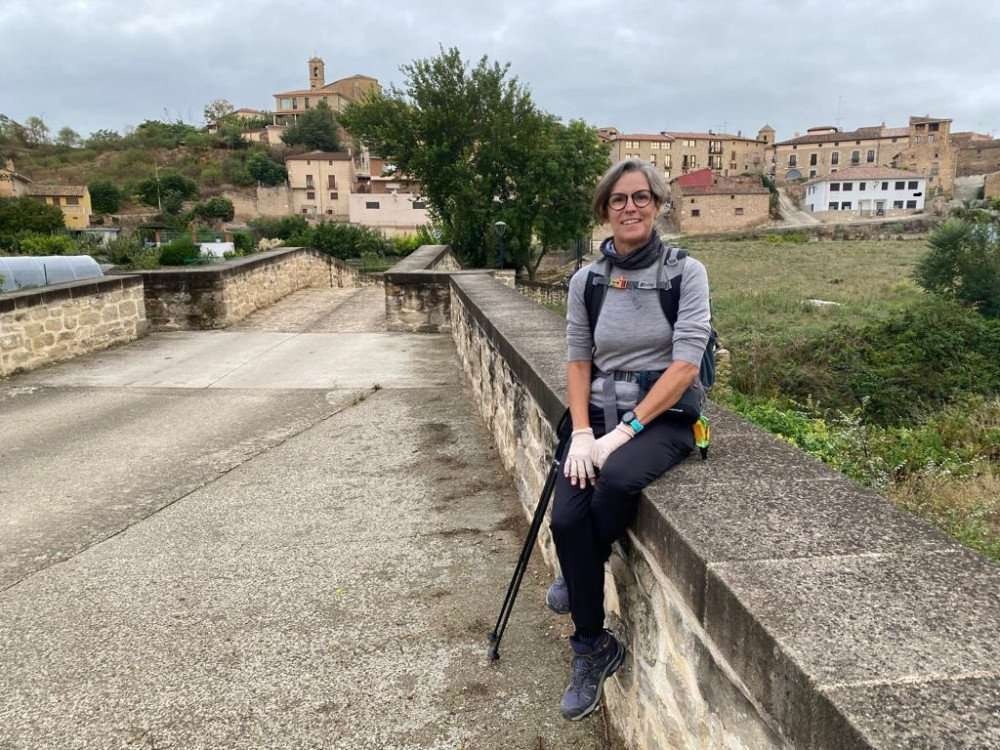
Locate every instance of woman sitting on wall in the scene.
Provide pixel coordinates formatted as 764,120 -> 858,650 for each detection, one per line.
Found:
547,158 -> 712,721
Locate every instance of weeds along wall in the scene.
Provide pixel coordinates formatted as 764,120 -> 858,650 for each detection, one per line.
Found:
447,270 -> 1000,750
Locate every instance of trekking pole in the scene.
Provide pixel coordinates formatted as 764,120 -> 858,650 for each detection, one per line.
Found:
488,409 -> 572,661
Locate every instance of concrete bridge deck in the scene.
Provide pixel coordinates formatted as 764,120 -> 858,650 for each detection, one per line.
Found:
0,287 -> 616,749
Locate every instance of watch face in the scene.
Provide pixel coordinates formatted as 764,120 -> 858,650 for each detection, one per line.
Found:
621,411 -> 636,424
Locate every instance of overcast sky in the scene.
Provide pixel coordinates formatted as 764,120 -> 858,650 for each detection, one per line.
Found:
2,0 -> 999,142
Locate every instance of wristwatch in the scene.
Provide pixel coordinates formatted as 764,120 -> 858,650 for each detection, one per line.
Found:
621,410 -> 644,433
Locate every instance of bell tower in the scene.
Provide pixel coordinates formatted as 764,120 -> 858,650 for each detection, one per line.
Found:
309,57 -> 325,90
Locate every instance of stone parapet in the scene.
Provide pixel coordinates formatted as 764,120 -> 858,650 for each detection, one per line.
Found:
0,275 -> 146,377
449,272 -> 1000,750
118,247 -> 362,331
383,244 -> 514,332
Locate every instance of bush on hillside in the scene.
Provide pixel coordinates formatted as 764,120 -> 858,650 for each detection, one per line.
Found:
18,233 -> 77,256
191,196 -> 235,223
88,180 -> 123,214
136,172 -> 198,214
288,221 -> 390,260
158,237 -> 202,266
916,219 -> 1000,317
246,151 -> 287,186
249,215 -> 309,240
0,196 -> 65,235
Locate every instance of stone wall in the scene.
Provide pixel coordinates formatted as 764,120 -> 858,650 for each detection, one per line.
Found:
984,171 -> 1000,200
123,247 -> 362,331
1,275 -> 146,377
448,272 -> 1000,750
678,192 -> 771,235
957,140 -> 1000,178
517,280 -> 569,309
383,244 -> 515,333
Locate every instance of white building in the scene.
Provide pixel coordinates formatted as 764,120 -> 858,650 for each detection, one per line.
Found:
348,192 -> 430,237
804,166 -> 926,218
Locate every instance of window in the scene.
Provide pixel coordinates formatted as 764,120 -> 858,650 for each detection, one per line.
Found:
304,97 -> 310,109
788,154 -> 797,167
867,150 -> 875,163
292,97 -> 298,110
851,150 -> 860,164
906,200 -> 917,209
892,137 -> 898,143
882,182 -> 889,190
413,201 -> 427,209
893,200 -> 904,209
809,169 -> 817,177
329,191 -> 338,200
859,182 -> 866,191
326,209 -> 333,215
301,208 -> 308,214
735,207 -> 744,215
306,174 -> 314,187
810,153 -> 818,166
829,202 -> 839,210
708,155 -> 722,169
691,209 -> 701,217
365,201 -> 380,209
709,140 -> 722,154
664,155 -> 671,168
664,170 -> 670,179
831,151 -> 840,165
907,181 -> 918,190
690,198 -> 696,204
66,196 -> 79,205
842,182 -> 853,191
328,175 -> 337,189
651,142 -> 659,150
650,154 -> 657,166
841,201 -> 852,210
306,190 -> 315,200
895,181 -> 905,190
730,163 -> 737,170
929,122 -> 940,132
830,183 -> 840,191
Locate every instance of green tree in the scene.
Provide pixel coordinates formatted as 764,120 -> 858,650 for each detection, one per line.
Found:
246,151 -> 287,186
23,116 -> 49,145
85,129 -> 123,149
0,196 -> 65,235
281,100 -> 341,151
136,173 -> 198,214
56,127 -> 82,148
19,233 -> 77,255
191,196 -> 235,223
129,120 -> 200,149
340,48 -> 608,275
916,219 -> 1000,317
0,114 -> 27,146
204,98 -> 235,125
88,180 -> 123,214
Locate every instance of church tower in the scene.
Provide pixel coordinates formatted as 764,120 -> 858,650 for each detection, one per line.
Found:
309,57 -> 325,89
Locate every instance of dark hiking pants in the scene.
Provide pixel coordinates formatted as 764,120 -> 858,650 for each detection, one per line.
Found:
550,405 -> 693,640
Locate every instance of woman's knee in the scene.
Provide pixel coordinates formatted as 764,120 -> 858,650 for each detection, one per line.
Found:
550,475 -> 592,536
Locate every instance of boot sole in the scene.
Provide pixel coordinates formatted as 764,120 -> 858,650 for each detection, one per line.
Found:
562,640 -> 625,721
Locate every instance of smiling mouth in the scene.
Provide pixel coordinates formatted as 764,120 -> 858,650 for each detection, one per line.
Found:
621,219 -> 641,225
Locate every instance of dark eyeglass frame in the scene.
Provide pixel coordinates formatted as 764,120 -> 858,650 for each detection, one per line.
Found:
608,190 -> 653,211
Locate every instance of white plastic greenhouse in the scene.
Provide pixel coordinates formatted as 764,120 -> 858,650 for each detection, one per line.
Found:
0,256 -> 104,293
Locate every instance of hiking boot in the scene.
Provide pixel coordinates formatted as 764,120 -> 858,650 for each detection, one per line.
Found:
546,576 -> 570,614
560,630 -> 625,721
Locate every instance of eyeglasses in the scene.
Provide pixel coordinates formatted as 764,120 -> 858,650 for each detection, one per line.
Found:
608,190 -> 653,211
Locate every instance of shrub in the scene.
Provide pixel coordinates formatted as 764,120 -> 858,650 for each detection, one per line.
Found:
0,196 -> 65,234
88,180 -> 123,214
191,196 -> 235,222
18,233 -> 77,255
104,236 -> 160,269
232,231 -> 255,255
136,173 -> 198,214
249,215 -> 309,240
246,151 -> 287,186
916,219 -> 1000,317
288,221 -> 390,260
158,237 -> 202,266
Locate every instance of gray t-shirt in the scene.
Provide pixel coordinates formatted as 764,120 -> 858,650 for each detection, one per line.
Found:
566,250 -> 712,410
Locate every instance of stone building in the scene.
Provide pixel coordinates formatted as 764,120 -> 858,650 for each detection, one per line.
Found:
0,159 -> 31,198
803,166 -> 926,220
772,116 -> 954,194
955,138 -> 1000,178
670,169 -> 770,235
25,186 -> 92,230
984,171 -> 1000,200
285,151 -> 354,220
272,58 -> 379,127
598,126 -> 770,180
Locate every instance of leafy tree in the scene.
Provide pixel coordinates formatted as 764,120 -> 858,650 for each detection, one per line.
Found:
340,48 -> 607,275
85,129 -> 123,150
916,219 -> 1000,317
158,236 -> 202,266
287,221 -> 390,260
136,172 -> 198,214
204,98 -> 235,124
88,180 -> 123,214
191,196 -> 235,223
281,100 -> 341,151
246,150 -> 287,185
249,215 -> 309,240
0,196 -> 65,235
19,233 -> 77,256
221,154 -> 255,187
23,116 -> 49,145
56,127 -> 82,148
129,120 -> 200,149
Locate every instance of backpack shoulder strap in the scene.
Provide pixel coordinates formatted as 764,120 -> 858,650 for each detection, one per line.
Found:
583,258 -> 611,338
659,246 -> 688,327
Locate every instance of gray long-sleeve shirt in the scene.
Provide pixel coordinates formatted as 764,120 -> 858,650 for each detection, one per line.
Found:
566,251 -> 712,410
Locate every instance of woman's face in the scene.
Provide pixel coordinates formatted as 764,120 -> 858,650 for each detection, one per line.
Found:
607,170 -> 658,254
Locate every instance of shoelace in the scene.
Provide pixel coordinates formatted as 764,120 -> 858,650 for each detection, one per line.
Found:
569,651 -> 603,690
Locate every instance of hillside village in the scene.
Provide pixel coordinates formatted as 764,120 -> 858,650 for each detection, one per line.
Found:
4,56 -> 1000,250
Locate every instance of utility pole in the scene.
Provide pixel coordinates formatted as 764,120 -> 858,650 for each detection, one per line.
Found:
154,162 -> 162,213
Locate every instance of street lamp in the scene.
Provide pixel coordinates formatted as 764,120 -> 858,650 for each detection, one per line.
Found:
493,220 -> 508,269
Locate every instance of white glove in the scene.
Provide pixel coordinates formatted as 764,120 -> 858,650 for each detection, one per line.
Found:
564,428 -> 596,488
590,423 -> 635,470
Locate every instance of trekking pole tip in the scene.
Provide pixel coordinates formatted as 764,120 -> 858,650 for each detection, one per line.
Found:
487,644 -> 500,661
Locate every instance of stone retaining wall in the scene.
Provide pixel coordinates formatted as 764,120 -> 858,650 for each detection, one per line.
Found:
516,280 -> 569,309
0,275 -> 146,377
690,215 -> 936,243
448,272 -> 1000,750
121,247 -> 364,331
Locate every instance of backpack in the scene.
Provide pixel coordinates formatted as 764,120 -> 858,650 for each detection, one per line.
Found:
582,245 -> 719,390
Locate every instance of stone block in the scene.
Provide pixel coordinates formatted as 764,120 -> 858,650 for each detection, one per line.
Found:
44,318 -> 63,333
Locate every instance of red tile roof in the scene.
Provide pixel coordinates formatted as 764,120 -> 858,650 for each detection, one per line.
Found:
673,168 -> 714,188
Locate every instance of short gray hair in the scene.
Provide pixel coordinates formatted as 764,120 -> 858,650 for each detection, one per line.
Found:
592,159 -> 670,222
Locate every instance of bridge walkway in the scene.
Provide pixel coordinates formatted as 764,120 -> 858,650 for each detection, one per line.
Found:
0,287 -> 615,749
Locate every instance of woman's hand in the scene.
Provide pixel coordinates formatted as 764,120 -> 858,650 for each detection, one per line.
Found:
590,423 -> 635,470
564,428 -> 597,488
